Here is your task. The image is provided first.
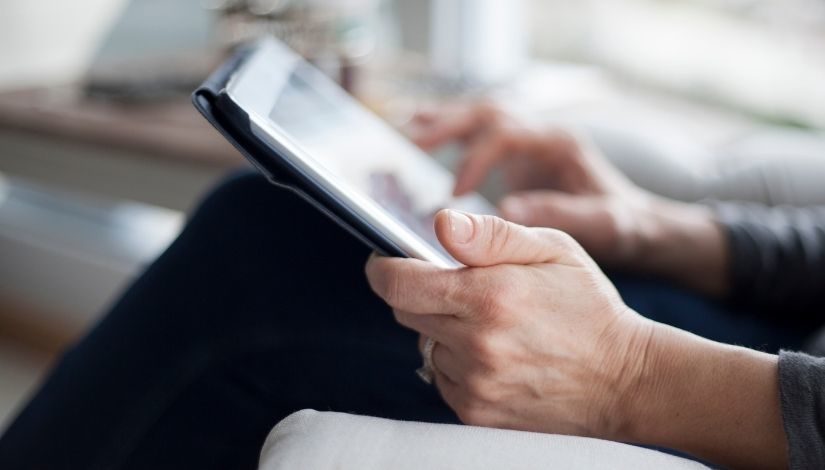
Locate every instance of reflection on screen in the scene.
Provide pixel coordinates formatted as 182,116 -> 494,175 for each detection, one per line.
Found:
265,62 -> 492,255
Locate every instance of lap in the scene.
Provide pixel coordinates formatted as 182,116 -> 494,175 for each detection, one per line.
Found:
0,172 -> 455,470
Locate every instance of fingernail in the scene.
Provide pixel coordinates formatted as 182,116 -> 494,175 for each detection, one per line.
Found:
500,197 -> 527,223
447,210 -> 474,244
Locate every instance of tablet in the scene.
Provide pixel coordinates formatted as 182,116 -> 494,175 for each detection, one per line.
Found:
194,38 -> 495,268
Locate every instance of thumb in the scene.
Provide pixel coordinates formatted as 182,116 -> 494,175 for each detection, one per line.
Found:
434,209 -> 583,268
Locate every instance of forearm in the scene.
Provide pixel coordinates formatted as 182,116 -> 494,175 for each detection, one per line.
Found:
624,321 -> 787,469
633,197 -> 730,297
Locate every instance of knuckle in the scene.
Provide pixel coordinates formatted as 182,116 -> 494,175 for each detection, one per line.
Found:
463,267 -> 487,290
478,386 -> 503,405
466,332 -> 495,360
464,375 -> 487,400
468,333 -> 508,372
478,278 -> 517,319
440,272 -> 469,307
463,270 -> 492,311
464,372 -> 502,404
487,217 -> 515,259
542,228 -> 583,256
455,400 -> 487,426
464,267 -> 524,325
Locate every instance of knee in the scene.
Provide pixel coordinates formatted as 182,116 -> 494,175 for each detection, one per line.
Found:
195,170 -> 274,217
187,170 -> 305,233
178,169 -> 345,262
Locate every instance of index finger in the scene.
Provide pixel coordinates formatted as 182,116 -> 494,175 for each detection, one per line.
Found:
365,254 -> 474,316
411,105 -> 492,151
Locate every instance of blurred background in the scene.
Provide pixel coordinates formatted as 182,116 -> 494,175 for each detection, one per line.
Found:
1,0 -> 825,431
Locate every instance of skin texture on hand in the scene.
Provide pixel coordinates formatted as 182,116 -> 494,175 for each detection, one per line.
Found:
366,210 -> 654,437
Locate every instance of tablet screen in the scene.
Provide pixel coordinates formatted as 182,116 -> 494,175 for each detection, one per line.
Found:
226,39 -> 495,266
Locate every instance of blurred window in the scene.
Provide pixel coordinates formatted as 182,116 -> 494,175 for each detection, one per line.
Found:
531,0 -> 825,129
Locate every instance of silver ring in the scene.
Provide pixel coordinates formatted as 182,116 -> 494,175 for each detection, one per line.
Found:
416,336 -> 438,385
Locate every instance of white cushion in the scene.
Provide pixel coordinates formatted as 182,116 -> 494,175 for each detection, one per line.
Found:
259,410 -> 706,470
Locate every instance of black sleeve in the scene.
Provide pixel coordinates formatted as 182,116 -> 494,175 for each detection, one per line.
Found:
779,351 -> 825,469
715,203 -> 825,323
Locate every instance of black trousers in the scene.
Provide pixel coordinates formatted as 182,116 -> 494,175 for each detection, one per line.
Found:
0,172 -> 809,469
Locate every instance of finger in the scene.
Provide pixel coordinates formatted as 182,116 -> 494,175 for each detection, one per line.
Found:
499,191 -> 582,228
432,366 -> 462,409
453,123 -> 541,196
431,341 -> 462,382
396,310 -> 462,342
434,210 -> 586,267
365,254 -> 471,316
452,131 -> 509,197
432,368 -> 498,426
415,335 -> 462,382
411,106 -> 488,151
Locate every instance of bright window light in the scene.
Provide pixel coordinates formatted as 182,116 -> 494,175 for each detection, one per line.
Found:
530,0 -> 825,129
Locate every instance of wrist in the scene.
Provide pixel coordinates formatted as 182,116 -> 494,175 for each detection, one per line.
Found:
617,321 -> 689,443
630,197 -> 729,296
589,311 -> 658,441
619,323 -> 787,468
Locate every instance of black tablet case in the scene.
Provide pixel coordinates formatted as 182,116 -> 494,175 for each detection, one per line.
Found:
192,46 -> 406,258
